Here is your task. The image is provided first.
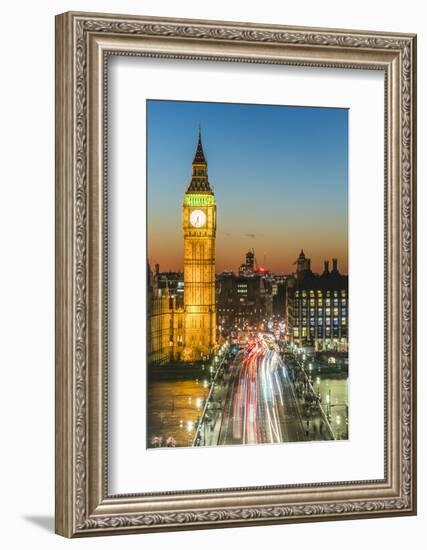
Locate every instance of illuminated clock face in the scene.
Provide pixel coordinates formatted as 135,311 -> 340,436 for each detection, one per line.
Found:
190,209 -> 206,228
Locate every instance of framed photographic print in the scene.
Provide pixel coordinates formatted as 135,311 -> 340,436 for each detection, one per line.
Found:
55,11 -> 417,537
146,100 -> 349,451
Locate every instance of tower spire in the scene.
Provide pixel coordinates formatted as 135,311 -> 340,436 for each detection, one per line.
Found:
192,124 -> 207,165
186,126 -> 212,194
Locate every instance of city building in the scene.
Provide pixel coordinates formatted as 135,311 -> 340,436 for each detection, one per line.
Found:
272,277 -> 287,318
217,250 -> 274,332
147,265 -> 184,364
147,128 -> 217,364
285,250 -> 348,352
238,248 -> 255,276
182,127 -> 217,360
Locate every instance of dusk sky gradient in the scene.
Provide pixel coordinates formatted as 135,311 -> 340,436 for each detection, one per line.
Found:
147,100 -> 348,275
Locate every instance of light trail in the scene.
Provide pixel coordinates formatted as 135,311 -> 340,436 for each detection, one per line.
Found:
218,333 -> 307,445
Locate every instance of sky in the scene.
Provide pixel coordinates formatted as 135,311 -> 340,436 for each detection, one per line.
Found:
147,100 -> 348,275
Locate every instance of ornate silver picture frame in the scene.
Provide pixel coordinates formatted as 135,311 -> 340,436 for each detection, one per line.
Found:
55,11 -> 417,537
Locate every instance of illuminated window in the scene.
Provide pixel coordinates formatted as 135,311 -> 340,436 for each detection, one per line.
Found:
310,290 -> 315,297
318,308 -> 323,316
310,308 -> 315,316
293,328 -> 299,337
295,291 -> 299,297
317,290 -> 323,297
302,291 -> 307,297
341,290 -> 346,298
334,291 -> 338,297
333,298 -> 338,306
342,299 -> 347,306
326,299 -> 331,307
318,318 -> 323,325
333,308 -> 339,316
310,299 -> 315,307
342,308 -> 347,316
326,318 -> 331,326
342,318 -> 347,325
318,298 -> 323,306
333,317 -> 339,326
326,308 -> 331,316
302,299 -> 307,306
302,328 -> 307,337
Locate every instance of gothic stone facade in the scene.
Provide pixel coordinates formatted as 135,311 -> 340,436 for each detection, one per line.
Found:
148,130 -> 216,364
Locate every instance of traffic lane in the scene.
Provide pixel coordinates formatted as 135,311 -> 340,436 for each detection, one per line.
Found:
218,348 -> 261,445
274,357 -> 307,442
218,344 -> 307,445
257,350 -> 305,444
217,352 -> 245,445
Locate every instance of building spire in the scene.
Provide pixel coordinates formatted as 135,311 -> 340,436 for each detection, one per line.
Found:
186,125 -> 213,194
192,124 -> 207,165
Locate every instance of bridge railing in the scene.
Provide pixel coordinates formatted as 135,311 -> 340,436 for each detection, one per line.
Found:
192,348 -> 229,446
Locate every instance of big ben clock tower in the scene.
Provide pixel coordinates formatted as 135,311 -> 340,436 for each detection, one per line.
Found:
182,128 -> 216,361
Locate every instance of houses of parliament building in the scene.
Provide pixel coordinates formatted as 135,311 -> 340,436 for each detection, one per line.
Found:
148,129 -> 217,364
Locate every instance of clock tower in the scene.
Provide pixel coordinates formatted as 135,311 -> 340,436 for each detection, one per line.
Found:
182,128 -> 216,361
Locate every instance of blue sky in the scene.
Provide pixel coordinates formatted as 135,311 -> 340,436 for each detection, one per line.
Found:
147,99 -> 348,274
